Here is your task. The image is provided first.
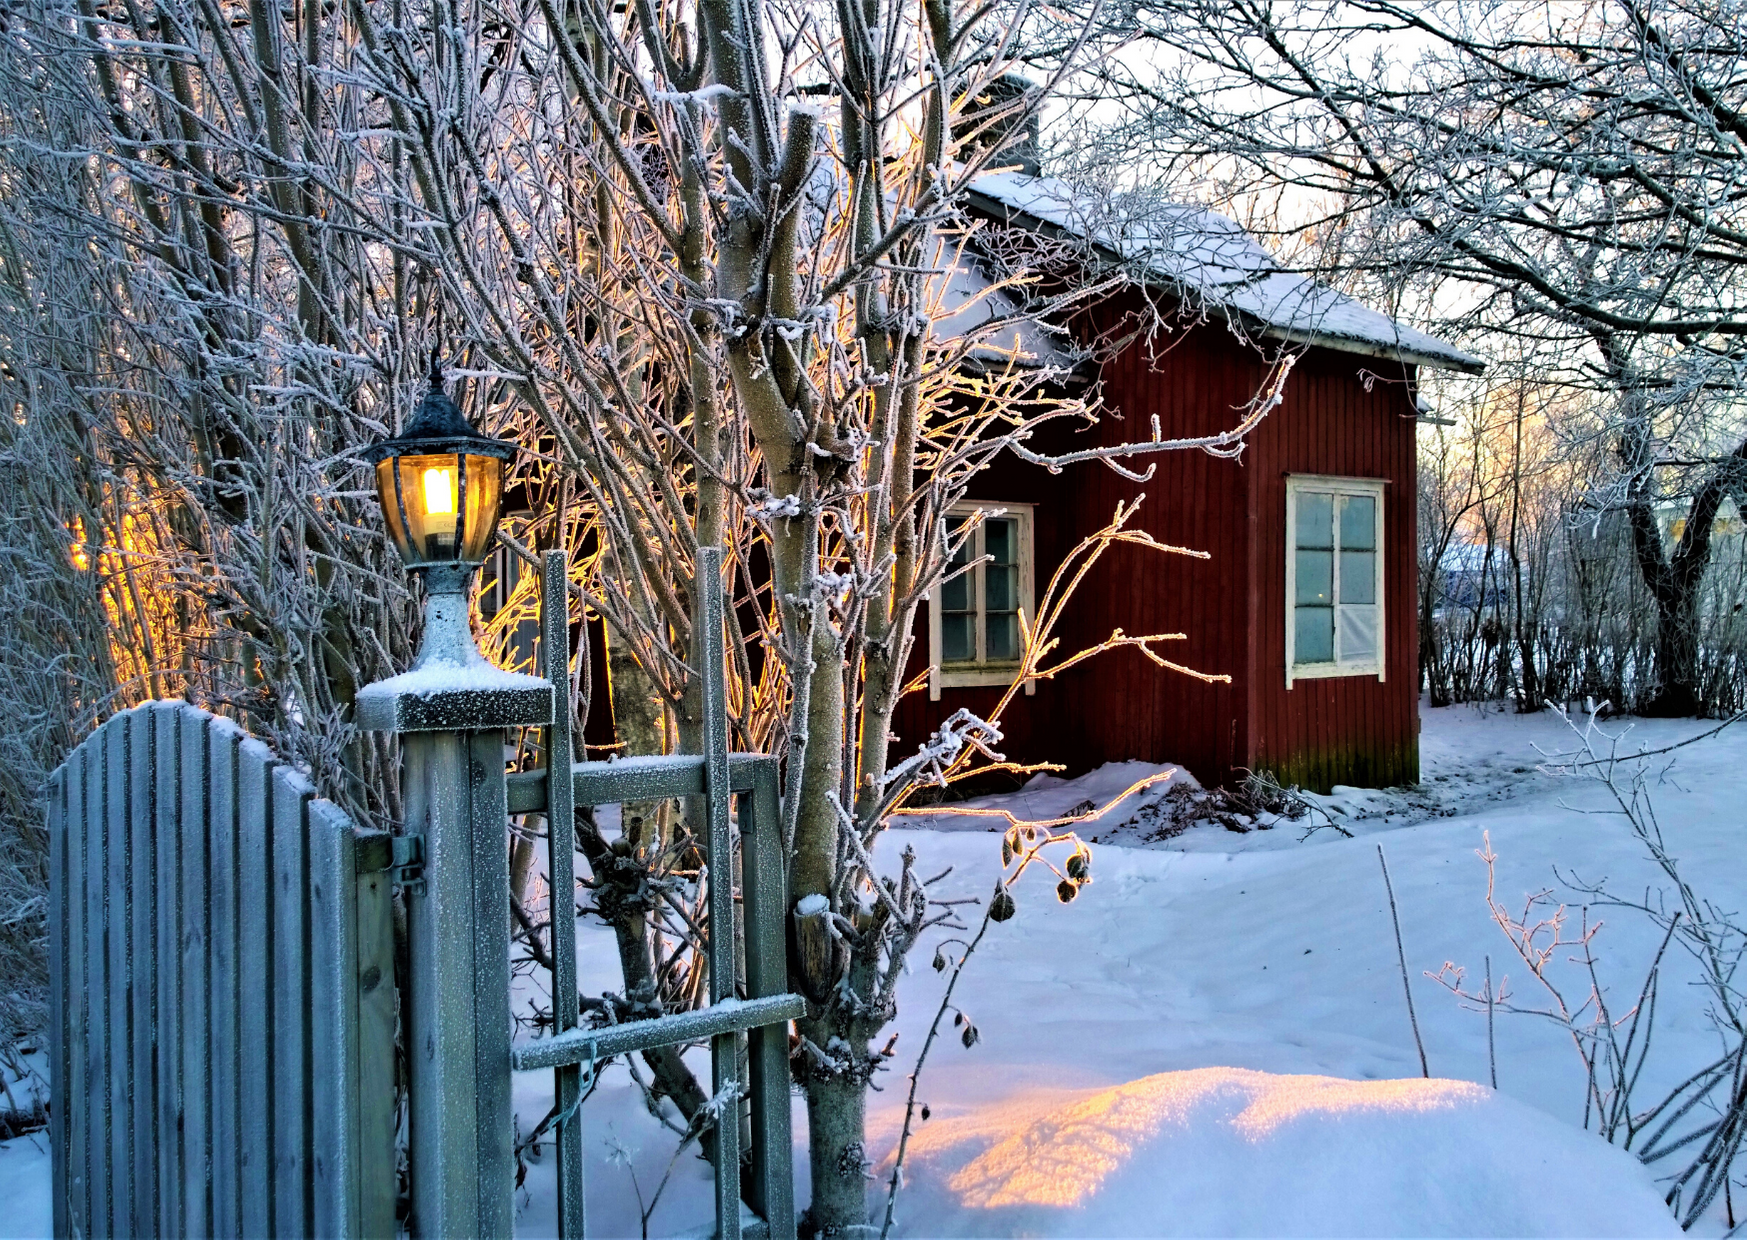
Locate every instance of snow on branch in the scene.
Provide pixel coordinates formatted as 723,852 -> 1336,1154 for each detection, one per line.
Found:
646,83 -> 738,108
1008,353 -> 1294,478
880,708 -> 1004,796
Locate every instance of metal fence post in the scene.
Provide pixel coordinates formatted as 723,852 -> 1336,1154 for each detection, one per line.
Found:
358,617 -> 554,1240
539,549 -> 587,1238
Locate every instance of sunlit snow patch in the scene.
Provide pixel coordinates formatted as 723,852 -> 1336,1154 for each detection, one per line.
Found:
889,1067 -> 1679,1237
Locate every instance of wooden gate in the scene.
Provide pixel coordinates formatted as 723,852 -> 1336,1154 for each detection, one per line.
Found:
44,701 -> 397,1239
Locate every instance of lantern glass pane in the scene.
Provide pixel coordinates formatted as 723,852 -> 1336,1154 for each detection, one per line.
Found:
374,458 -> 411,561
373,452 -> 465,565
459,453 -> 505,562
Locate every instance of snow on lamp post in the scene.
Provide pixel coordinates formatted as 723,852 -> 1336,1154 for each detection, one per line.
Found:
356,358 -> 551,1239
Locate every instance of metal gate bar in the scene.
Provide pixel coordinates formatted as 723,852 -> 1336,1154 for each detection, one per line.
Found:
514,546 -> 801,1240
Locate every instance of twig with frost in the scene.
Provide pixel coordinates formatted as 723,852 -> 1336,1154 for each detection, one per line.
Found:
1485,955 -> 1496,1089
1434,698 -> 1747,1226
1289,784 -> 1351,840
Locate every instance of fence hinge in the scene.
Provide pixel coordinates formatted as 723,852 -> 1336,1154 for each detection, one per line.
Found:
392,833 -> 426,895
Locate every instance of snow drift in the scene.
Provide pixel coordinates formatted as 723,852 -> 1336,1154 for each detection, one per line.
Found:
888,1067 -> 1679,1237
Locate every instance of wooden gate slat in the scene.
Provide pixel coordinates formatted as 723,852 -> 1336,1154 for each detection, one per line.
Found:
696,548 -> 742,1240
52,703 -> 398,1240
309,803 -> 355,1240
63,749 -> 87,1240
541,548 -> 587,1240
236,737 -> 278,1240
353,827 -> 398,1240
741,758 -> 794,1239
179,708 -> 212,1240
153,703 -> 183,1238
271,765 -> 314,1237
207,717 -> 244,1240
47,766 -> 67,1240
104,719 -> 130,1240
81,738 -> 105,1239
128,707 -> 158,1238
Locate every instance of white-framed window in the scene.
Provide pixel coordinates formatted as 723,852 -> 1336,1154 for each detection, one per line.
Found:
1285,476 -> 1385,687
929,501 -> 1037,701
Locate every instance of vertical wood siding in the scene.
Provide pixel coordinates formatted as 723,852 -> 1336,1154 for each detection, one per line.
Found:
1245,349 -> 1421,791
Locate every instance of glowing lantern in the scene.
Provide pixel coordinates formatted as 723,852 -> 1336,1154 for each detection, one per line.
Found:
363,361 -> 516,571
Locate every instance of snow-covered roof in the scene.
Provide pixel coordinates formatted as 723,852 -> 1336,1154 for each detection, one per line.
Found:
965,171 -> 1485,375
927,230 -> 1086,374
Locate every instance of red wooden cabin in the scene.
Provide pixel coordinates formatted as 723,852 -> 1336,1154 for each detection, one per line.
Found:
895,174 -> 1484,793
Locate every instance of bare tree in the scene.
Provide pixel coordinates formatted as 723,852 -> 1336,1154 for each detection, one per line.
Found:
1041,0 -> 1747,715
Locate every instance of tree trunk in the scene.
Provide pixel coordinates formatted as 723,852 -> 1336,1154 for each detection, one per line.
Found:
1626,442 -> 1746,717
1647,584 -> 1704,717
605,621 -> 673,848
800,1056 -> 870,1237
575,815 -> 715,1154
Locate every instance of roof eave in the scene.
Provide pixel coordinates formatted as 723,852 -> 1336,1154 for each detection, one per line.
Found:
956,353 -> 1097,386
1255,323 -> 1487,376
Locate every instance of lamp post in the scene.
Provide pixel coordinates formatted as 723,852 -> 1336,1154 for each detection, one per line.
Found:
357,361 -> 552,1240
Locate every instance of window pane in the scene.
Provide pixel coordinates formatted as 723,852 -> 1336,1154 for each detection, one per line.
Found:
942,516 -> 971,613
985,562 -> 1017,613
941,571 -> 969,613
985,519 -> 1017,614
1295,605 -> 1334,664
1340,495 -> 1376,550
1296,549 -> 1333,606
986,612 -> 1019,661
946,516 -> 971,565
942,614 -> 975,663
985,517 -> 1016,566
1296,492 -> 1333,548
1339,605 -> 1380,664
1340,549 -> 1376,604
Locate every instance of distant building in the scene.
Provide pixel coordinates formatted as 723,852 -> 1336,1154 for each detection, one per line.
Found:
1434,542 -> 1516,614
1659,496 -> 1745,548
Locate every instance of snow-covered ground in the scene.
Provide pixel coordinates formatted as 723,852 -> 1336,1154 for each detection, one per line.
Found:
5,701 -> 1745,1237
0,1041 -> 49,1240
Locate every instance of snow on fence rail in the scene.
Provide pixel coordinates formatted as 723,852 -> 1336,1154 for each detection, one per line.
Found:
43,701 -> 396,1239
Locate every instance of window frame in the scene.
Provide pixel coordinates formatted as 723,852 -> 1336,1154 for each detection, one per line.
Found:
929,500 -> 1038,701
1284,475 -> 1387,688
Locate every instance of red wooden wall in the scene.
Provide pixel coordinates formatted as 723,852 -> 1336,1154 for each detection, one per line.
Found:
892,302 -> 1422,794
1244,349 -> 1422,792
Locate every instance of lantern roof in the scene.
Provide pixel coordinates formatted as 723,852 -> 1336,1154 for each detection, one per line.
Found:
362,361 -> 518,464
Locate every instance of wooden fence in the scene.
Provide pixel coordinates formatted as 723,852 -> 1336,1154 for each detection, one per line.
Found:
44,701 -> 397,1239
